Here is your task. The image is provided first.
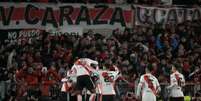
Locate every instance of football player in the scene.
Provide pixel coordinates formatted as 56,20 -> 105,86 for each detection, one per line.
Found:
167,65 -> 185,101
136,64 -> 161,101
71,58 -> 99,101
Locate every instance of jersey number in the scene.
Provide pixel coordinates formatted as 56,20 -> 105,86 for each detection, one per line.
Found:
104,73 -> 114,82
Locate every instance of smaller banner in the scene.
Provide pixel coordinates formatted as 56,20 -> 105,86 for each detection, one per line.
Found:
134,5 -> 201,26
0,29 -> 43,44
46,26 -> 83,36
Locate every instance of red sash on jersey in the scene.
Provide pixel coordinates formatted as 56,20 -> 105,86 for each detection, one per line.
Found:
175,73 -> 181,86
175,73 -> 180,81
144,75 -> 157,95
63,82 -> 70,92
102,72 -> 113,82
75,60 -> 92,74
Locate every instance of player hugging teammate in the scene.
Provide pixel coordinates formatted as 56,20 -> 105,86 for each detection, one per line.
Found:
60,58 -> 133,101
60,58 -> 188,101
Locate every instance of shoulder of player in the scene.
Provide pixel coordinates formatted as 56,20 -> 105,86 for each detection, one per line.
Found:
173,71 -> 183,76
139,74 -> 146,80
170,72 -> 175,77
70,65 -> 76,70
83,58 -> 98,64
72,64 -> 81,68
141,74 -> 145,77
170,73 -> 173,77
148,74 -> 158,81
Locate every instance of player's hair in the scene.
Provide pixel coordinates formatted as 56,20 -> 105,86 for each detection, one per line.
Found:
90,63 -> 97,69
146,64 -> 153,72
173,63 -> 180,70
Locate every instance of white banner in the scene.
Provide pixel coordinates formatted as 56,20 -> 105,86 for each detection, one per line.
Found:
0,3 -> 133,30
134,5 -> 201,26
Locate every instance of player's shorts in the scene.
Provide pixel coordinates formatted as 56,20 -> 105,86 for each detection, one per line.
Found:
76,75 -> 95,91
102,95 -> 115,101
60,92 -> 77,101
27,88 -> 41,98
169,97 -> 184,101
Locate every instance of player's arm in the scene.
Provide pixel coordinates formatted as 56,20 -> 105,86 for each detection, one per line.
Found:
116,74 -> 135,88
113,66 -> 134,87
113,65 -> 126,81
180,74 -> 185,87
155,78 -> 161,94
120,76 -> 130,84
167,75 -> 176,89
82,58 -> 99,73
136,76 -> 144,100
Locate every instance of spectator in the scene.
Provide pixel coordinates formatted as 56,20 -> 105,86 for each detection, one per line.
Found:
6,71 -> 17,101
15,64 -> 40,100
156,34 -> 163,52
40,66 -> 60,100
0,67 -> 8,101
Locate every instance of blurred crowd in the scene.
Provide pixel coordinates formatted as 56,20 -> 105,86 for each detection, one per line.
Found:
0,0 -> 201,5
0,19 -> 201,100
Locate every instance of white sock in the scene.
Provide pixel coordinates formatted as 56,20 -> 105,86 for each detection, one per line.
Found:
89,93 -> 96,101
77,94 -> 82,101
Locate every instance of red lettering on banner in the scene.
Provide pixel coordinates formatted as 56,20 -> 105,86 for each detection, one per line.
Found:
0,6 -> 131,22
0,4 -> 132,25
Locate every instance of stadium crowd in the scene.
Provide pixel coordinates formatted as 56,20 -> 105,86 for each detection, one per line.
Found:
0,19 -> 201,100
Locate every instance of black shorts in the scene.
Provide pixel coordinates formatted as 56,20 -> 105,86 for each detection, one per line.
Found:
169,97 -> 184,101
60,92 -> 77,101
27,88 -> 41,98
76,75 -> 95,91
102,95 -> 115,101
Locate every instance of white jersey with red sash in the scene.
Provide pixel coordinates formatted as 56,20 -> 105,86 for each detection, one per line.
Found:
168,71 -> 185,97
137,73 -> 161,101
96,70 -> 120,95
71,58 -> 98,76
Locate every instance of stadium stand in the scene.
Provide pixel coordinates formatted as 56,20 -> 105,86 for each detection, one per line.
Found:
0,1 -> 201,101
